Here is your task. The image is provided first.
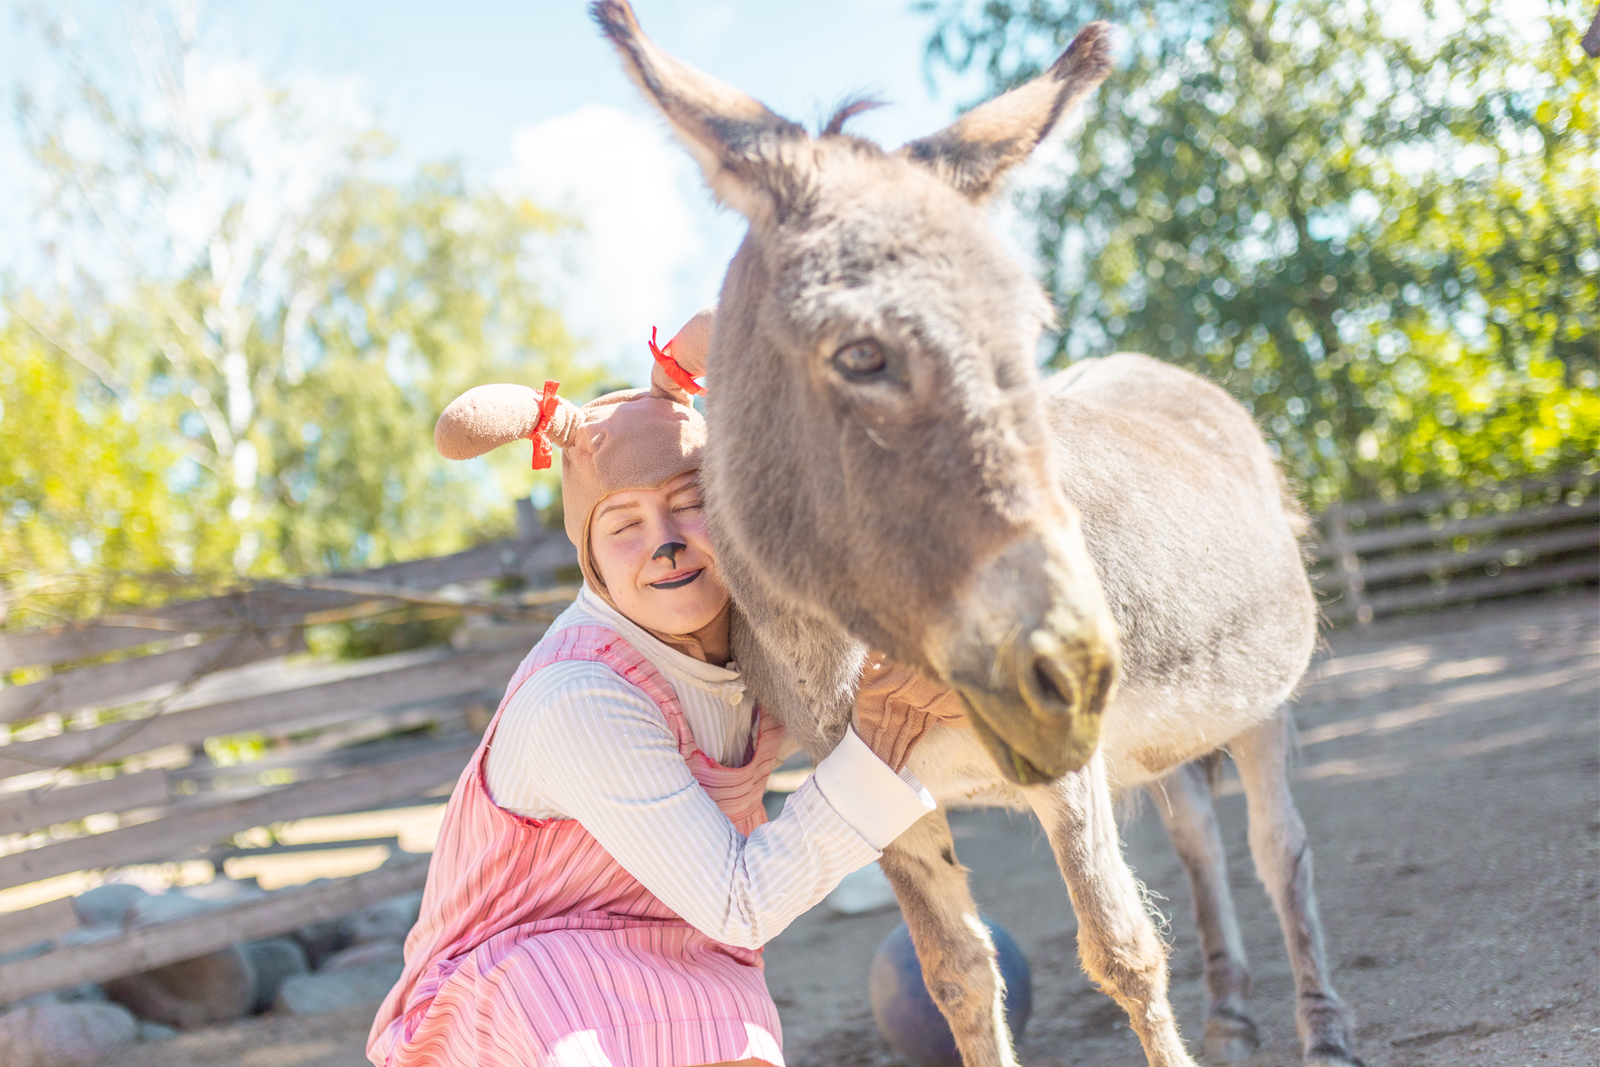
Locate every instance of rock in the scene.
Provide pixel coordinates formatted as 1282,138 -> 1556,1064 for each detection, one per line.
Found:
103,945 -> 255,1030
318,939 -> 404,974
342,890 -> 424,946
125,891 -> 226,929
0,1001 -> 137,1067
290,918 -> 349,970
70,884 -> 148,929
825,861 -> 899,916
55,925 -> 122,949
178,877 -> 264,903
274,960 -> 403,1017
241,938 -> 309,1014
135,1021 -> 177,1042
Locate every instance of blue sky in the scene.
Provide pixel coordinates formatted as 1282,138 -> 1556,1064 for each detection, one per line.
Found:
0,0 -> 997,382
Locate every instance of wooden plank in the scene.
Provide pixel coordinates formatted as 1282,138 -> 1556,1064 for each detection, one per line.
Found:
0,627 -> 185,678
1361,558 -> 1599,619
0,771 -> 170,835
355,533 -> 575,588
176,704 -> 472,792
0,647 -> 519,778
0,533 -> 575,674
0,897 -> 78,956
0,854 -> 430,1003
0,588 -> 363,673
1314,526 -> 1598,591
0,741 -> 473,892
1328,499 -> 1597,557
1321,508 -> 1372,625
0,632 -> 300,727
1323,470 -> 1591,525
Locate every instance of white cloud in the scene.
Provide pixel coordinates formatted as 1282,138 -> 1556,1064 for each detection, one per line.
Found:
502,103 -> 743,386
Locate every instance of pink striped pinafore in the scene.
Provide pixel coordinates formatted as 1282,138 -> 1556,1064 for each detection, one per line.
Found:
368,624 -> 787,1067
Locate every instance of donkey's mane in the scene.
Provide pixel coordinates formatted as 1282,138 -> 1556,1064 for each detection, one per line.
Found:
821,97 -> 886,137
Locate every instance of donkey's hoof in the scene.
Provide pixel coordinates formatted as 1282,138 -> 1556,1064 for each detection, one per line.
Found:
1203,1009 -> 1259,1064
1303,1043 -> 1365,1067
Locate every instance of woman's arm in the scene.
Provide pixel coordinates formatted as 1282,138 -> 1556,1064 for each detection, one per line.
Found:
487,661 -> 933,949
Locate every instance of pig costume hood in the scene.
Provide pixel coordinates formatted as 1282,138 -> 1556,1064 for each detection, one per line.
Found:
434,307 -> 725,659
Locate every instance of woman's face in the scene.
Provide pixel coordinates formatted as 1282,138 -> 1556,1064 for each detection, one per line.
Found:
588,471 -> 729,634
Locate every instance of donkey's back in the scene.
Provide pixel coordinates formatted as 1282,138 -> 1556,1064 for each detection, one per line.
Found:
1044,353 -> 1317,787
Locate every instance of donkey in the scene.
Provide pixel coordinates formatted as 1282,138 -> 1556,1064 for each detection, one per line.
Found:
591,4 -> 1359,1065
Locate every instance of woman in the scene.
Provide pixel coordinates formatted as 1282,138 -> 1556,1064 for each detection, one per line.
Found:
368,309 -> 963,1067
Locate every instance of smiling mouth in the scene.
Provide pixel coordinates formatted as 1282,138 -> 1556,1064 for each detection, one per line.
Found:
649,569 -> 703,590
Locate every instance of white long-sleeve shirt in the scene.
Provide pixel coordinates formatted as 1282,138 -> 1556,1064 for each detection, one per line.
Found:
484,587 -> 934,949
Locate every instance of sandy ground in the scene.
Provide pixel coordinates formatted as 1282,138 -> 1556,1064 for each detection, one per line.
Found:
118,591 -> 1599,1067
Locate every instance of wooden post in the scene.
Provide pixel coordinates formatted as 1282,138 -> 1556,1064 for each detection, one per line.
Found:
1325,505 -> 1372,626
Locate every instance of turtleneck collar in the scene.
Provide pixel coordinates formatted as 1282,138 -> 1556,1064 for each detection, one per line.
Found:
574,585 -> 747,707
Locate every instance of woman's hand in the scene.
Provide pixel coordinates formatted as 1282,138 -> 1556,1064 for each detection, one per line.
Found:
851,651 -> 968,772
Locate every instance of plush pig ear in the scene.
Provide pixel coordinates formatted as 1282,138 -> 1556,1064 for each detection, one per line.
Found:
649,305 -> 715,403
435,384 -> 585,462
898,22 -> 1114,201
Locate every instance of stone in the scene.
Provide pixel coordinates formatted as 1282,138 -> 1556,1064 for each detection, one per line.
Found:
135,1021 -> 177,1042
318,939 -> 404,974
70,884 -> 148,929
290,918 -> 349,970
241,938 -> 309,1014
125,891 -> 226,929
342,890 -> 424,946
103,945 -> 255,1030
825,862 -> 899,916
178,877 -> 264,903
0,1001 -> 137,1067
274,960 -> 403,1017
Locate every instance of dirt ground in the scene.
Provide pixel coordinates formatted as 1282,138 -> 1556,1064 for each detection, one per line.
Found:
119,590 -> 1599,1067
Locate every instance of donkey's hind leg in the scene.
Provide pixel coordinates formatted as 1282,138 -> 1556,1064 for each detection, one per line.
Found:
1152,757 -> 1259,1064
1229,711 -> 1361,1067
878,809 -> 1019,1067
1028,752 -> 1199,1067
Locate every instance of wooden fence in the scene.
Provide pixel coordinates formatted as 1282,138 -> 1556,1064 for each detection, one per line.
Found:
0,473 -> 1593,1004
1311,472 -> 1597,625
0,530 -> 577,1003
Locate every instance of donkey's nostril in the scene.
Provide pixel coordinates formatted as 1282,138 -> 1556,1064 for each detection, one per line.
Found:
1032,654 -> 1077,712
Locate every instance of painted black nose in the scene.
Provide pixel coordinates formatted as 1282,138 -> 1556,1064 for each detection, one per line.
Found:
652,542 -> 688,567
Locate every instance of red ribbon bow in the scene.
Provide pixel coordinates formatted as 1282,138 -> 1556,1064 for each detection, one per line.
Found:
528,379 -> 562,470
649,326 -> 706,397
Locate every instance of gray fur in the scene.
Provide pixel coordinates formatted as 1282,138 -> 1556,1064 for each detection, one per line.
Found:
592,3 -> 1358,1064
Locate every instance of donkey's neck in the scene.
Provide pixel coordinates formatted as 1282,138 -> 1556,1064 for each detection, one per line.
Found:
722,547 -> 862,761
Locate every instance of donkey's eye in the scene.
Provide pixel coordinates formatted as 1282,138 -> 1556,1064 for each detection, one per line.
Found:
832,340 -> 887,381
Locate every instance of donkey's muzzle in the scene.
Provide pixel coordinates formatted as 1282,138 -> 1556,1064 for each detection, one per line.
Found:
938,534 -> 1120,785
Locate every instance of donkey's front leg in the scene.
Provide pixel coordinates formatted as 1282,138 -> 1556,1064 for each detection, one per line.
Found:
1028,752 -> 1198,1067
878,809 -> 1018,1067
1229,711 -> 1361,1067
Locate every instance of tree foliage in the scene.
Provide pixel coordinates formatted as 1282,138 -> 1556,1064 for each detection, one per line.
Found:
2,7 -> 595,628
924,0 -> 1599,508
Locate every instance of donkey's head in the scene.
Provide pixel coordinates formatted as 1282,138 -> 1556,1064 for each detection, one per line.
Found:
593,1 -> 1119,784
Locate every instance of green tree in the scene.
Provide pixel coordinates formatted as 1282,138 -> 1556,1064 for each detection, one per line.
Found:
0,324 -> 184,625
3,5 -> 594,629
924,0 -> 1599,507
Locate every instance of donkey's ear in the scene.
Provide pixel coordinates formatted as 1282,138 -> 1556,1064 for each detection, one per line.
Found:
899,22 -> 1114,201
591,0 -> 810,220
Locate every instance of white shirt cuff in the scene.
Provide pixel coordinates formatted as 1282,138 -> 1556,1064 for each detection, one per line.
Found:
811,725 -> 937,850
